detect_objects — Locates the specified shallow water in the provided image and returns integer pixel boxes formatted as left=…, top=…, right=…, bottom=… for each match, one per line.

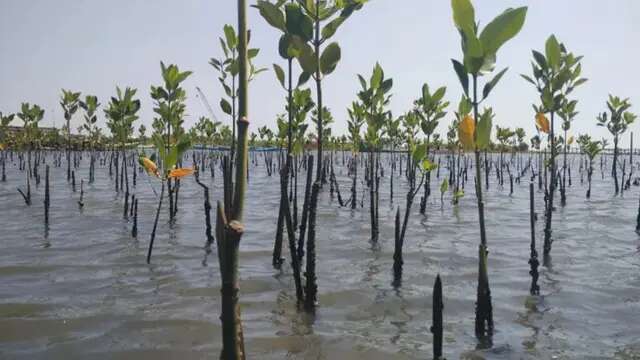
left=1, top=151, right=639, bottom=359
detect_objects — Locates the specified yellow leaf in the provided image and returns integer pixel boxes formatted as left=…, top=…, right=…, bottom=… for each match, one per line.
left=458, top=114, right=475, bottom=151
left=568, top=136, right=574, bottom=145
left=535, top=112, right=550, bottom=134
left=141, top=157, right=159, bottom=177
left=168, top=167, right=194, bottom=178
left=0, top=144, right=5, bottom=150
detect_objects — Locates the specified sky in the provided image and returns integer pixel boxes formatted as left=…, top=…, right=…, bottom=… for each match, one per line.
left=1, top=0, right=639, bottom=145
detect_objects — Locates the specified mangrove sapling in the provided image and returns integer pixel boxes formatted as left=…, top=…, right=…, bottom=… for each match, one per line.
left=0, top=112, right=15, bottom=182
left=385, top=115, right=402, bottom=203
left=347, top=102, right=366, bottom=209
left=403, top=111, right=420, bottom=182
left=358, top=63, right=393, bottom=242
left=451, top=0, right=527, bottom=340
left=211, top=1, right=253, bottom=354
left=282, top=0, right=367, bottom=187
left=392, top=144, right=434, bottom=286
left=414, top=83, right=449, bottom=214
left=524, top=35, right=586, bottom=257
left=105, top=87, right=140, bottom=220
left=496, top=125, right=514, bottom=188
left=60, top=90, right=81, bottom=182
left=558, top=99, right=579, bottom=205
left=577, top=135, right=603, bottom=199
left=596, top=95, right=636, bottom=195
left=431, top=274, right=445, bottom=360
left=79, top=95, right=101, bottom=184
left=210, top=23, right=265, bottom=165
left=269, top=78, right=313, bottom=269
left=150, top=63, right=194, bottom=222
left=16, top=103, right=45, bottom=205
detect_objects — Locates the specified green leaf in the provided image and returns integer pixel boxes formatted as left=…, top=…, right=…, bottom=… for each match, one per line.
left=320, top=42, right=341, bottom=75
left=273, top=63, right=286, bottom=88
left=532, top=50, right=547, bottom=70
left=463, top=40, right=484, bottom=75
left=482, top=67, right=508, bottom=100
left=476, top=111, right=492, bottom=150
left=321, top=16, right=346, bottom=41
left=220, top=98, right=232, bottom=115
left=223, top=24, right=237, bottom=49
left=422, top=158, right=438, bottom=172
left=296, top=43, right=317, bottom=74
left=381, top=78, right=393, bottom=94
left=371, top=63, right=383, bottom=89
left=412, top=143, right=427, bottom=163
left=297, top=71, right=311, bottom=87
left=256, top=1, right=286, bottom=31
left=520, top=74, right=536, bottom=85
left=440, top=179, right=449, bottom=194
left=432, top=86, right=446, bottom=104
left=285, top=4, right=313, bottom=42
left=248, top=48, right=260, bottom=58
left=479, top=7, right=527, bottom=56
left=573, top=78, right=588, bottom=88
left=452, top=59, right=469, bottom=96
left=545, top=35, right=561, bottom=70
left=357, top=74, right=367, bottom=90
left=451, top=0, right=476, bottom=37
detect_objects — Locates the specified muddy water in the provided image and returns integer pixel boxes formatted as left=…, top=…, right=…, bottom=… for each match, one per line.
left=1, top=152, right=639, bottom=359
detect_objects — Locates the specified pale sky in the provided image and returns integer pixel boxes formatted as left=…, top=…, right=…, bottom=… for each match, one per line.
left=1, top=0, right=639, bottom=145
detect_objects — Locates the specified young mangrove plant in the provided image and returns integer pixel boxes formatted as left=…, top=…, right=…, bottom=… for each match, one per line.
left=451, top=0, right=527, bottom=340
left=278, top=0, right=367, bottom=312
left=79, top=95, right=101, bottom=184
left=255, top=0, right=316, bottom=273
left=105, top=87, right=140, bottom=219
left=596, top=95, right=636, bottom=195
left=284, top=0, right=367, bottom=182
left=358, top=62, right=392, bottom=243
left=414, top=83, right=449, bottom=214
left=210, top=23, right=265, bottom=163
left=16, top=103, right=45, bottom=205
left=523, top=35, right=586, bottom=256
left=0, top=112, right=15, bottom=182
left=347, top=101, right=365, bottom=209
left=495, top=124, right=514, bottom=188
left=60, top=90, right=81, bottom=182
left=210, top=0, right=252, bottom=355
left=577, top=135, right=603, bottom=199
left=392, top=142, right=436, bottom=286
left=385, top=114, right=402, bottom=202
left=144, top=63, right=193, bottom=263
left=558, top=99, right=579, bottom=205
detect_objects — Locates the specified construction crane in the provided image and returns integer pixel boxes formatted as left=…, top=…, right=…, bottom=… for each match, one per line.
left=195, top=86, right=220, bottom=123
